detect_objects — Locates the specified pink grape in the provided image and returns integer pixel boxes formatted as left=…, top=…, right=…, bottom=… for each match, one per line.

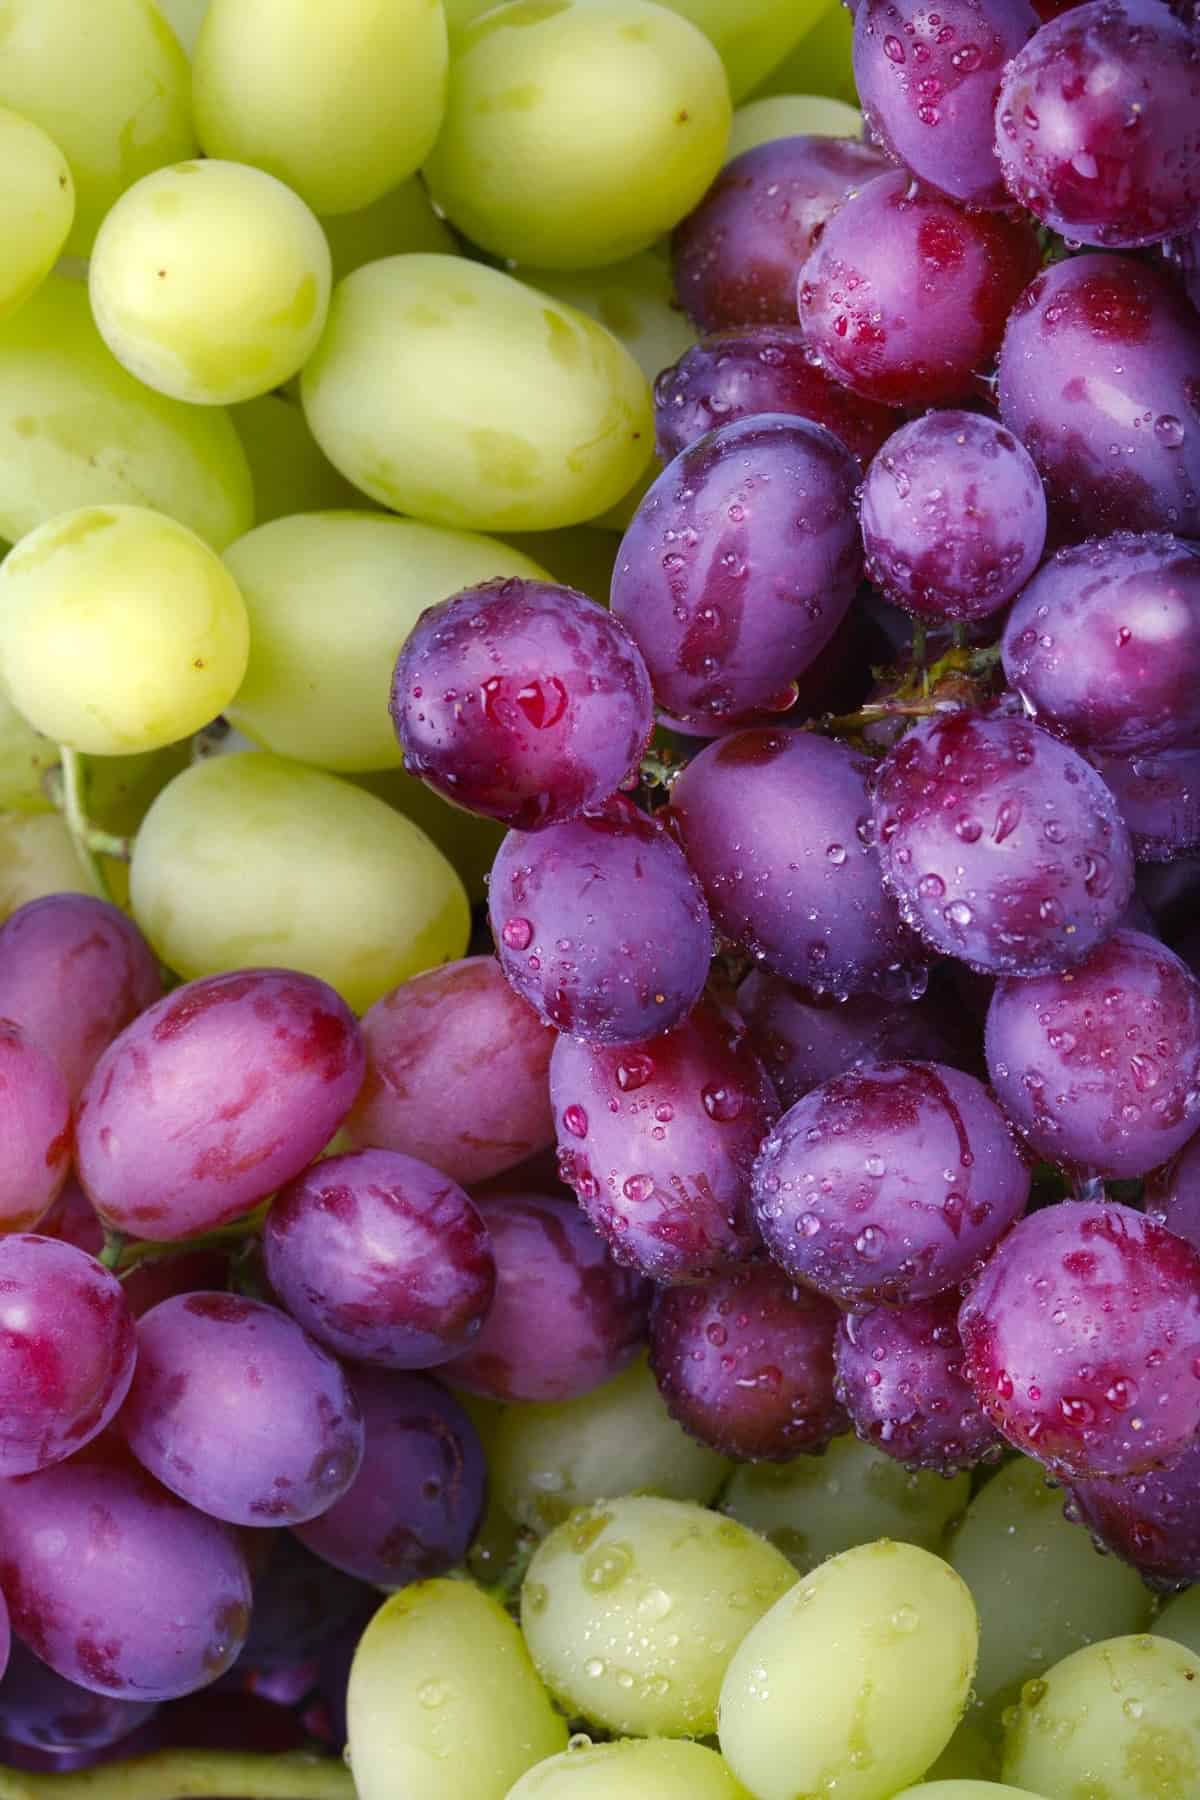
left=0, top=1022, right=71, bottom=1232
left=1145, top=1128, right=1200, bottom=1255
left=1067, top=1436, right=1200, bottom=1589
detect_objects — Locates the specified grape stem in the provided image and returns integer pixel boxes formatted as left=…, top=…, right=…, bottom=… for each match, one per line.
left=105, top=1209, right=270, bottom=1276
left=0, top=1750, right=355, bottom=1800
left=48, top=747, right=133, bottom=903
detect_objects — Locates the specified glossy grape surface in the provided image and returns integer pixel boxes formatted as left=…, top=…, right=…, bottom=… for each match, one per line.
left=0, top=1023, right=70, bottom=1233
left=1090, top=746, right=1200, bottom=862
left=1068, top=1436, right=1200, bottom=1590
left=0, top=1639, right=156, bottom=1754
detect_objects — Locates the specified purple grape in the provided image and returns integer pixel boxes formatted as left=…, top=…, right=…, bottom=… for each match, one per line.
left=119, top=1294, right=364, bottom=1527
left=488, top=801, right=712, bottom=1044
left=997, top=253, right=1200, bottom=542
left=238, top=1536, right=374, bottom=1672
left=797, top=170, right=1041, bottom=407
left=0, top=1236, right=136, bottom=1476
left=751, top=1060, right=1029, bottom=1307
left=873, top=710, right=1135, bottom=975
left=958, top=1199, right=1200, bottom=1478
left=1169, top=225, right=1200, bottom=313
left=0, top=1021, right=71, bottom=1232
left=649, top=1261, right=845, bottom=1461
left=390, top=577, right=653, bottom=831
left=1067, top=1436, right=1200, bottom=1590
left=670, top=728, right=924, bottom=998
left=854, top=0, right=1037, bottom=206
left=671, top=134, right=889, bottom=332
left=1145, top=1128, right=1200, bottom=1255
left=610, top=415, right=862, bottom=731
left=446, top=1190, right=649, bottom=1399
left=292, top=1367, right=486, bottom=1587
left=0, top=1640, right=156, bottom=1753
left=1090, top=746, right=1200, bottom=862
left=120, top=1248, right=235, bottom=1319
left=264, top=1149, right=496, bottom=1370
left=861, top=410, right=1047, bottom=622
left=0, top=1438, right=252, bottom=1700
left=834, top=1293, right=1002, bottom=1473
left=344, top=956, right=555, bottom=1185
left=75, top=969, right=364, bottom=1242
left=0, top=895, right=160, bottom=1100
left=995, top=0, right=1200, bottom=248
left=549, top=1005, right=778, bottom=1284
left=985, top=928, right=1200, bottom=1178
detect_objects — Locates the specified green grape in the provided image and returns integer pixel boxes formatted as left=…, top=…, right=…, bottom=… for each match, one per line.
left=224, top=510, right=549, bottom=772
left=521, top=253, right=696, bottom=388
left=0, top=810, right=91, bottom=920
left=520, top=1496, right=795, bottom=1738
left=894, top=1785, right=1044, bottom=1798
left=0, top=277, right=254, bottom=551
left=1002, top=1635, right=1200, bottom=1799
left=718, top=1540, right=978, bottom=1800
left=301, top=255, right=654, bottom=533
left=423, top=0, right=731, bottom=271
left=321, top=180, right=459, bottom=286
left=751, top=0, right=857, bottom=103
left=490, top=1356, right=731, bottom=1535
left=347, top=1582, right=568, bottom=1800
left=0, top=109, right=74, bottom=322
left=505, top=1737, right=752, bottom=1798
left=155, top=0, right=208, bottom=56
left=649, top=0, right=836, bottom=100
left=0, top=0, right=195, bottom=257
left=728, top=92, right=863, bottom=158
left=351, top=764, right=504, bottom=907
left=89, top=160, right=331, bottom=407
left=0, top=688, right=56, bottom=814
left=231, top=397, right=366, bottom=525
left=1153, top=1586, right=1200, bottom=1661
left=722, top=1431, right=970, bottom=1573
left=917, top=1714, right=1005, bottom=1785
left=501, top=527, right=619, bottom=607
left=129, top=750, right=471, bottom=1012
left=193, top=0, right=448, bottom=217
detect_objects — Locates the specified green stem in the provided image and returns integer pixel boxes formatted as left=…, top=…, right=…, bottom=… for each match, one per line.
left=0, top=1749, right=355, bottom=1800
left=98, top=1231, right=126, bottom=1272
left=952, top=622, right=968, bottom=651
left=111, top=1209, right=269, bottom=1274
left=50, top=749, right=133, bottom=903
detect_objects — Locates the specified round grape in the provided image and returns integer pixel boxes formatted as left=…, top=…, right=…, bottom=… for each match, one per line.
left=0, top=1639, right=156, bottom=1754
left=1089, top=745, right=1200, bottom=863
left=1145, top=1127, right=1200, bottom=1255
left=1067, top=1435, right=1200, bottom=1591
left=0, top=1023, right=70, bottom=1233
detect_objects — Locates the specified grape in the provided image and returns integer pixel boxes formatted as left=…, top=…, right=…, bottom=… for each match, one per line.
left=524, top=253, right=698, bottom=390
left=873, top=711, right=1135, bottom=976
left=897, top=1785, right=1042, bottom=1798
left=670, top=728, right=923, bottom=997
left=347, top=1581, right=568, bottom=1800
left=0, top=1640, right=156, bottom=1754
left=0, top=815, right=89, bottom=922
left=797, top=170, right=1041, bottom=406
left=958, top=1199, right=1200, bottom=1478
left=1145, top=1128, right=1200, bottom=1254
left=75, top=968, right=364, bottom=1242
left=671, top=134, right=888, bottom=330
left=489, top=804, right=712, bottom=1044
left=1155, top=1587, right=1200, bottom=1661
left=229, top=393, right=366, bottom=524
left=507, top=1738, right=751, bottom=1799
left=611, top=415, right=862, bottom=729
left=320, top=179, right=459, bottom=285
left=728, top=94, right=865, bottom=158
left=446, top=1191, right=649, bottom=1403
left=758, top=0, right=858, bottom=100
left=0, top=687, right=56, bottom=815
left=301, top=255, right=654, bottom=534
left=650, top=1261, right=844, bottom=1459
left=653, top=0, right=836, bottom=101
left=391, top=577, right=652, bottom=832
left=1089, top=746, right=1200, bottom=862
left=654, top=327, right=899, bottom=467
left=521, top=1495, right=795, bottom=1737
left=752, top=1060, right=1030, bottom=1307
left=861, top=411, right=1047, bottom=621
left=0, top=1024, right=71, bottom=1232
left=996, top=253, right=1200, bottom=542
left=128, top=752, right=471, bottom=1014
left=293, top=1367, right=485, bottom=1587
left=1068, top=1437, right=1200, bottom=1590
left=550, top=1005, right=777, bottom=1283
left=995, top=0, right=1200, bottom=248
left=853, top=0, right=1037, bottom=206
left=264, top=1149, right=496, bottom=1371
left=0, top=108, right=74, bottom=321
left=240, top=1536, right=373, bottom=1673
left=985, top=929, right=1200, bottom=1176
left=718, top=1541, right=978, bottom=1800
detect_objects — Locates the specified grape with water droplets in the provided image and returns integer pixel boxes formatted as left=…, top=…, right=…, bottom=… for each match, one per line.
left=1067, top=1435, right=1200, bottom=1590
left=1089, top=745, right=1200, bottom=862
left=1145, top=1126, right=1200, bottom=1255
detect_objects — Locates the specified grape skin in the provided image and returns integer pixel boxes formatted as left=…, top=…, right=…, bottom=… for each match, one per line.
left=0, top=1023, right=71, bottom=1232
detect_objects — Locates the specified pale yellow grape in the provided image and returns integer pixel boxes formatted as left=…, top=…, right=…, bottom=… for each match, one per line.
left=193, top=0, right=448, bottom=216
left=490, top=1356, right=731, bottom=1535
left=231, top=397, right=366, bottom=525
left=155, top=0, right=208, bottom=56
left=0, top=811, right=91, bottom=919
left=351, top=765, right=503, bottom=907
left=0, top=688, right=56, bottom=814
left=348, top=1582, right=567, bottom=1800
left=129, top=751, right=470, bottom=1012
left=722, top=1431, right=970, bottom=1573
left=1153, top=1585, right=1200, bottom=1661
left=718, top=1540, right=978, bottom=1800
left=301, top=255, right=653, bottom=533
left=752, top=0, right=857, bottom=104
left=1002, top=1635, right=1200, bottom=1799
left=321, top=180, right=459, bottom=286
left=0, top=0, right=195, bottom=256
left=524, top=253, right=697, bottom=387
left=0, top=506, right=249, bottom=757
left=728, top=93, right=863, bottom=158
left=423, top=0, right=731, bottom=271
left=0, top=277, right=253, bottom=551
left=894, top=1785, right=1044, bottom=1799
left=520, top=1496, right=794, bottom=1738
left=505, top=1737, right=753, bottom=1798
left=654, top=0, right=836, bottom=99
left=224, top=511, right=549, bottom=772
left=0, top=110, right=74, bottom=322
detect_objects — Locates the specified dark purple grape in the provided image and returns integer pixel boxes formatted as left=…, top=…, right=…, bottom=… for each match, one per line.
left=292, top=1367, right=486, bottom=1588
left=1067, top=1436, right=1200, bottom=1590
left=263, top=1148, right=496, bottom=1370
left=1145, top=1128, right=1200, bottom=1254
left=873, top=710, right=1135, bottom=975
left=751, top=1060, right=1030, bottom=1307
left=610, top=415, right=862, bottom=732
left=997, top=254, right=1200, bottom=542
left=1090, top=745, right=1200, bottom=862
left=550, top=1004, right=776, bottom=1284
left=958, top=1199, right=1200, bottom=1478
left=238, top=1536, right=374, bottom=1672
left=854, top=0, right=1038, bottom=206
left=0, top=1640, right=156, bottom=1754
left=995, top=0, right=1200, bottom=248
left=389, top=577, right=653, bottom=831
left=487, top=801, right=712, bottom=1044
left=670, top=728, right=924, bottom=998
left=797, top=170, right=1042, bottom=407
left=649, top=1261, right=844, bottom=1461
left=1169, top=225, right=1200, bottom=313
left=671, top=134, right=889, bottom=332
left=0, top=1022, right=70, bottom=1232
left=120, top=1248, right=235, bottom=1320
left=861, top=410, right=1047, bottom=621
left=835, top=1293, right=1002, bottom=1473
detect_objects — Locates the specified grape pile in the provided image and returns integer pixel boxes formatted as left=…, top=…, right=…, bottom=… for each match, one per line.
left=0, top=1, right=1199, bottom=1799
